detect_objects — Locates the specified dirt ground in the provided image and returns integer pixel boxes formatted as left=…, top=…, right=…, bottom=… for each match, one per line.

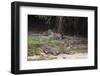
left=28, top=53, right=87, bottom=61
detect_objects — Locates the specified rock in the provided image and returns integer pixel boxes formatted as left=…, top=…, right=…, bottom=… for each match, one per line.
left=50, top=48, right=59, bottom=55
left=28, top=49, right=34, bottom=56
left=35, top=48, right=47, bottom=56
left=41, top=46, right=60, bottom=55
left=39, top=36, right=49, bottom=40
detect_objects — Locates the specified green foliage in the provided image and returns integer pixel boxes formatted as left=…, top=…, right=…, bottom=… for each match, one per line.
left=28, top=36, right=62, bottom=46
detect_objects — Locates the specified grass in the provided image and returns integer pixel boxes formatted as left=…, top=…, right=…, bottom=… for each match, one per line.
left=28, top=36, right=46, bottom=45
left=28, top=36, right=62, bottom=46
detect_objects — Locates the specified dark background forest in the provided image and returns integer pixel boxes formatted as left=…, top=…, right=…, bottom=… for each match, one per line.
left=28, top=15, right=88, bottom=37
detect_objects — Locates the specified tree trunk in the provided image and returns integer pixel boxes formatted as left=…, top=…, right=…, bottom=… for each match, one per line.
left=56, top=16, right=64, bottom=34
